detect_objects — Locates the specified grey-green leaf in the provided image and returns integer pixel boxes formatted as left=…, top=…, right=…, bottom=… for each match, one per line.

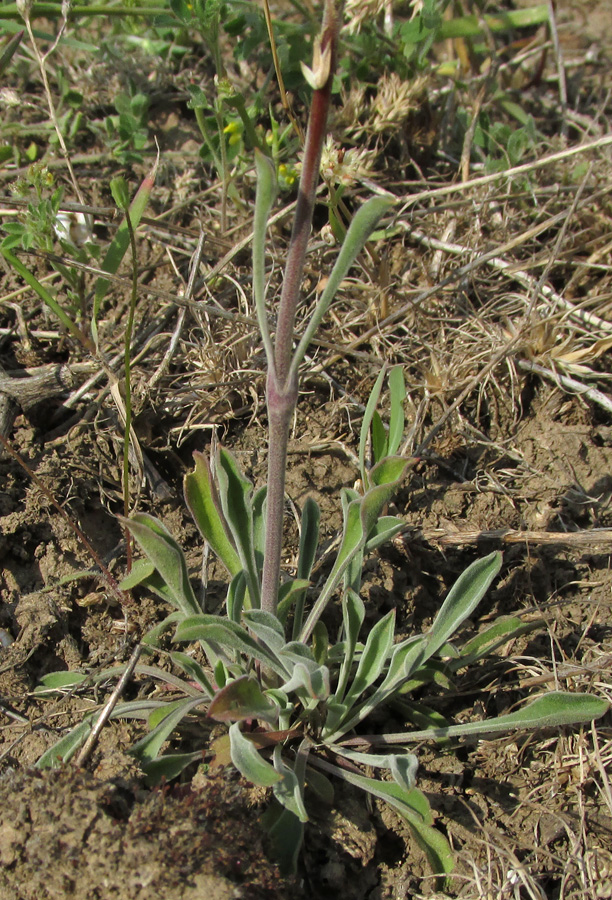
left=272, top=747, right=309, bottom=823
left=242, top=609, right=286, bottom=654
left=343, top=609, right=396, bottom=710
left=401, top=691, right=609, bottom=742
left=216, top=447, right=260, bottom=607
left=184, top=451, right=241, bottom=577
left=173, top=615, right=288, bottom=677
left=131, top=696, right=205, bottom=763
left=121, top=513, right=200, bottom=617
left=386, top=366, right=406, bottom=456
left=208, top=675, right=279, bottom=723
left=229, top=722, right=282, bottom=787
left=424, top=551, right=502, bottom=661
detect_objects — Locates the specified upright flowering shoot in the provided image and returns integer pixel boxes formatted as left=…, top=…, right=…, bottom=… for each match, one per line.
left=258, top=0, right=391, bottom=617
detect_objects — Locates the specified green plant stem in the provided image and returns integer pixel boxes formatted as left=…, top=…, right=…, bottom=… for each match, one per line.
left=193, top=106, right=223, bottom=176
left=260, top=0, right=337, bottom=617
left=122, top=205, right=138, bottom=573
left=214, top=103, right=229, bottom=233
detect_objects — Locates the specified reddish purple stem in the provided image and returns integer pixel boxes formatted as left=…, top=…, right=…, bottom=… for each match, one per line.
left=260, top=1, right=338, bottom=616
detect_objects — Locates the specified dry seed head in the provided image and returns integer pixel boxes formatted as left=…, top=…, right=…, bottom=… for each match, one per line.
left=0, top=88, right=20, bottom=108
left=368, top=73, right=428, bottom=134
left=336, top=85, right=368, bottom=128
left=343, top=0, right=388, bottom=34
left=319, top=136, right=377, bottom=186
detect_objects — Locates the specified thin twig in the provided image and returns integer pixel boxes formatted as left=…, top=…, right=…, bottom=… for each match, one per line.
left=21, top=5, right=88, bottom=212
left=74, top=644, right=142, bottom=767
left=406, top=227, right=612, bottom=335
left=397, top=133, right=612, bottom=215
left=517, top=358, right=612, bottom=414
left=150, top=229, right=207, bottom=389
left=410, top=524, right=612, bottom=549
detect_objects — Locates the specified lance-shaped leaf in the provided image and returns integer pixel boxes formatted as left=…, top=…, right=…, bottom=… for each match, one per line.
left=131, top=696, right=206, bottom=763
left=253, top=150, right=277, bottom=367
left=343, top=609, right=396, bottom=711
left=184, top=451, right=241, bottom=577
left=141, top=752, right=203, bottom=786
left=299, top=498, right=364, bottom=642
left=226, top=570, right=247, bottom=623
left=263, top=803, right=305, bottom=877
left=280, top=662, right=330, bottom=701
left=92, top=156, right=158, bottom=346
left=424, top=551, right=502, bottom=661
left=216, top=447, right=261, bottom=607
left=452, top=614, right=542, bottom=669
left=386, top=366, right=406, bottom=457
left=229, top=722, right=282, bottom=787
left=325, top=635, right=427, bottom=742
left=272, top=747, right=309, bottom=823
left=36, top=700, right=169, bottom=769
left=277, top=578, right=311, bottom=628
left=278, top=641, right=317, bottom=667
left=301, top=459, right=409, bottom=642
left=371, top=411, right=387, bottom=464
left=359, top=366, right=387, bottom=488
left=359, top=458, right=411, bottom=542
left=35, top=671, right=88, bottom=692
left=297, top=497, right=320, bottom=581
left=292, top=497, right=320, bottom=638
left=311, top=755, right=454, bottom=876
left=119, top=557, right=155, bottom=590
left=35, top=717, right=93, bottom=768
left=141, top=611, right=183, bottom=648
left=208, top=675, right=279, bottom=724
left=170, top=652, right=214, bottom=697
left=399, top=691, right=609, bottom=742
left=252, top=485, right=267, bottom=571
left=390, top=753, right=419, bottom=792
left=332, top=747, right=418, bottom=787
left=0, top=30, right=23, bottom=78
left=121, top=513, right=200, bottom=617
left=335, top=589, right=365, bottom=703
left=120, top=559, right=188, bottom=612
left=242, top=609, right=286, bottom=654
left=364, top=516, right=405, bottom=553
left=290, top=197, right=394, bottom=380
left=173, top=615, right=289, bottom=678
left=368, top=455, right=412, bottom=489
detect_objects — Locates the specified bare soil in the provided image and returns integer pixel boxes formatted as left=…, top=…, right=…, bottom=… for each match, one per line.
left=1, top=2, right=612, bottom=899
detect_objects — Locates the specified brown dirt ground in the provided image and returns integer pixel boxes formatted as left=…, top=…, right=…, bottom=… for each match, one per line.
left=1, top=2, right=612, bottom=899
